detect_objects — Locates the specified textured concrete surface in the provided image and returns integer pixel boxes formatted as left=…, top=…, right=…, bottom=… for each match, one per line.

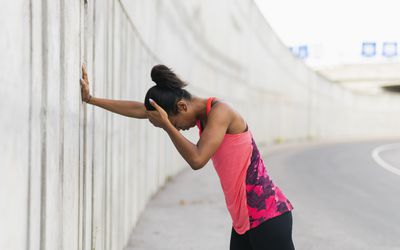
left=126, top=138, right=400, bottom=250
left=1, top=0, right=400, bottom=249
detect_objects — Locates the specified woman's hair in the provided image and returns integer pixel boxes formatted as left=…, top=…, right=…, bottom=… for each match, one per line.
left=144, top=64, right=192, bottom=115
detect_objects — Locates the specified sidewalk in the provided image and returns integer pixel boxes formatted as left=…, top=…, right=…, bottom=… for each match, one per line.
left=123, top=141, right=308, bottom=250
left=123, top=141, right=317, bottom=250
left=124, top=162, right=232, bottom=250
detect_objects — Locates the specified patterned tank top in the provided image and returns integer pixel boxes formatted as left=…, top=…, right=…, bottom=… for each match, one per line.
left=196, top=97, right=294, bottom=234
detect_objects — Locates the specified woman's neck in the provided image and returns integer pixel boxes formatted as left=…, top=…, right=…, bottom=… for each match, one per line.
left=192, top=96, right=209, bottom=123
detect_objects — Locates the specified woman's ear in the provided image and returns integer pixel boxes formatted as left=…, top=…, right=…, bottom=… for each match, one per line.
left=177, top=100, right=188, bottom=112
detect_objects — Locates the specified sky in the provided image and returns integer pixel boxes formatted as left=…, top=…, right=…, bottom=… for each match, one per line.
left=254, top=0, right=400, bottom=67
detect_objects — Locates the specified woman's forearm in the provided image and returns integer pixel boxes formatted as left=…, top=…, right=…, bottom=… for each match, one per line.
left=88, top=97, right=148, bottom=119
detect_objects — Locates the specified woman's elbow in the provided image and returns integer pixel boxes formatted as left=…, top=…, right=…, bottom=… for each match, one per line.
left=190, top=158, right=206, bottom=171
left=190, top=164, right=204, bottom=171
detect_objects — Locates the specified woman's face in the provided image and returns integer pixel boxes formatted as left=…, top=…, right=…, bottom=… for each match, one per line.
left=168, top=100, right=197, bottom=131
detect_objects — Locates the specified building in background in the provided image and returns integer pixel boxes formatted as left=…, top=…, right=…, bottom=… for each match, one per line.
left=255, top=0, right=400, bottom=95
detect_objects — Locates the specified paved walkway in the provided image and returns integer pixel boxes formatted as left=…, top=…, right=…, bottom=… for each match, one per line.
left=124, top=141, right=306, bottom=250
left=124, top=161, right=232, bottom=250
left=125, top=137, right=400, bottom=250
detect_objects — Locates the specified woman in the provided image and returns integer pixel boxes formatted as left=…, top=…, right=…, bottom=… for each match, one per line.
left=80, top=64, right=295, bottom=250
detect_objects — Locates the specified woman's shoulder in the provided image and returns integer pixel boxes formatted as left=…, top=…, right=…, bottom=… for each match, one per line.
left=209, top=99, right=235, bottom=117
left=211, top=99, right=248, bottom=134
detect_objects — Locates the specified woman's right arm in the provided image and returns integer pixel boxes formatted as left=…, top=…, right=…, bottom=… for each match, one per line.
left=80, top=64, right=148, bottom=119
left=87, top=97, right=148, bottom=119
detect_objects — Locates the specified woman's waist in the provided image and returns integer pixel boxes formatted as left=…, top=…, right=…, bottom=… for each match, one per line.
left=212, top=135, right=253, bottom=160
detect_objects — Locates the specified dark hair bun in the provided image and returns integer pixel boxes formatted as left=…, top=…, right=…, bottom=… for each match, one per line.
left=151, top=64, right=187, bottom=89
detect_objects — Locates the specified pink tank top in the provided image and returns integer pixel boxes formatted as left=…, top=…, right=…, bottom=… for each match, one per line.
left=196, top=97, right=294, bottom=234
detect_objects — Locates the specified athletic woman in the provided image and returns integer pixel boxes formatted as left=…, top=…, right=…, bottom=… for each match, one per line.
left=80, top=64, right=295, bottom=250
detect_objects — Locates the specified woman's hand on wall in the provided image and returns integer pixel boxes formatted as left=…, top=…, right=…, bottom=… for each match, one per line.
left=80, top=64, right=91, bottom=103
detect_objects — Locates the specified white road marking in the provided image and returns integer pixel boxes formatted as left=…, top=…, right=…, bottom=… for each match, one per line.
left=371, top=143, right=400, bottom=176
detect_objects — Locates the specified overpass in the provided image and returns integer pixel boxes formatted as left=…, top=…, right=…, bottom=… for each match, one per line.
left=316, top=63, right=400, bottom=95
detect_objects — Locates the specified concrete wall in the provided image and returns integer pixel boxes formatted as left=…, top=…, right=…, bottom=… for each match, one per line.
left=1, top=0, right=399, bottom=249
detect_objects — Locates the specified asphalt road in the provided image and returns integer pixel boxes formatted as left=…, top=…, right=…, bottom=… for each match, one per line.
left=125, top=138, right=400, bottom=250
left=266, top=139, right=400, bottom=250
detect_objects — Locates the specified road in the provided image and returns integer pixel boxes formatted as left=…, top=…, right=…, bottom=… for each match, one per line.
left=125, top=138, right=400, bottom=250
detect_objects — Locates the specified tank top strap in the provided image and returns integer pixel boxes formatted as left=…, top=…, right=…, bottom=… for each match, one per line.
left=197, top=97, right=218, bottom=136
left=206, top=97, right=217, bottom=117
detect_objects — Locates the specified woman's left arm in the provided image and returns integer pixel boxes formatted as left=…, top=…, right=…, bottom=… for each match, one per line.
left=147, top=99, right=230, bottom=170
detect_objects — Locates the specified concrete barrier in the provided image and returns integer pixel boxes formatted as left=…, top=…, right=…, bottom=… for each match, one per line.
left=1, top=0, right=399, bottom=249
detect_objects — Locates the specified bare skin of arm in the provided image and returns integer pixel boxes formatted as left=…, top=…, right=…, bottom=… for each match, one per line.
left=165, top=103, right=230, bottom=170
left=148, top=100, right=231, bottom=170
left=88, top=97, right=147, bottom=119
left=80, top=64, right=147, bottom=119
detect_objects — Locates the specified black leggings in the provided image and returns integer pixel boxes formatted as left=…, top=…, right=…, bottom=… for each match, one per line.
left=230, top=211, right=295, bottom=250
